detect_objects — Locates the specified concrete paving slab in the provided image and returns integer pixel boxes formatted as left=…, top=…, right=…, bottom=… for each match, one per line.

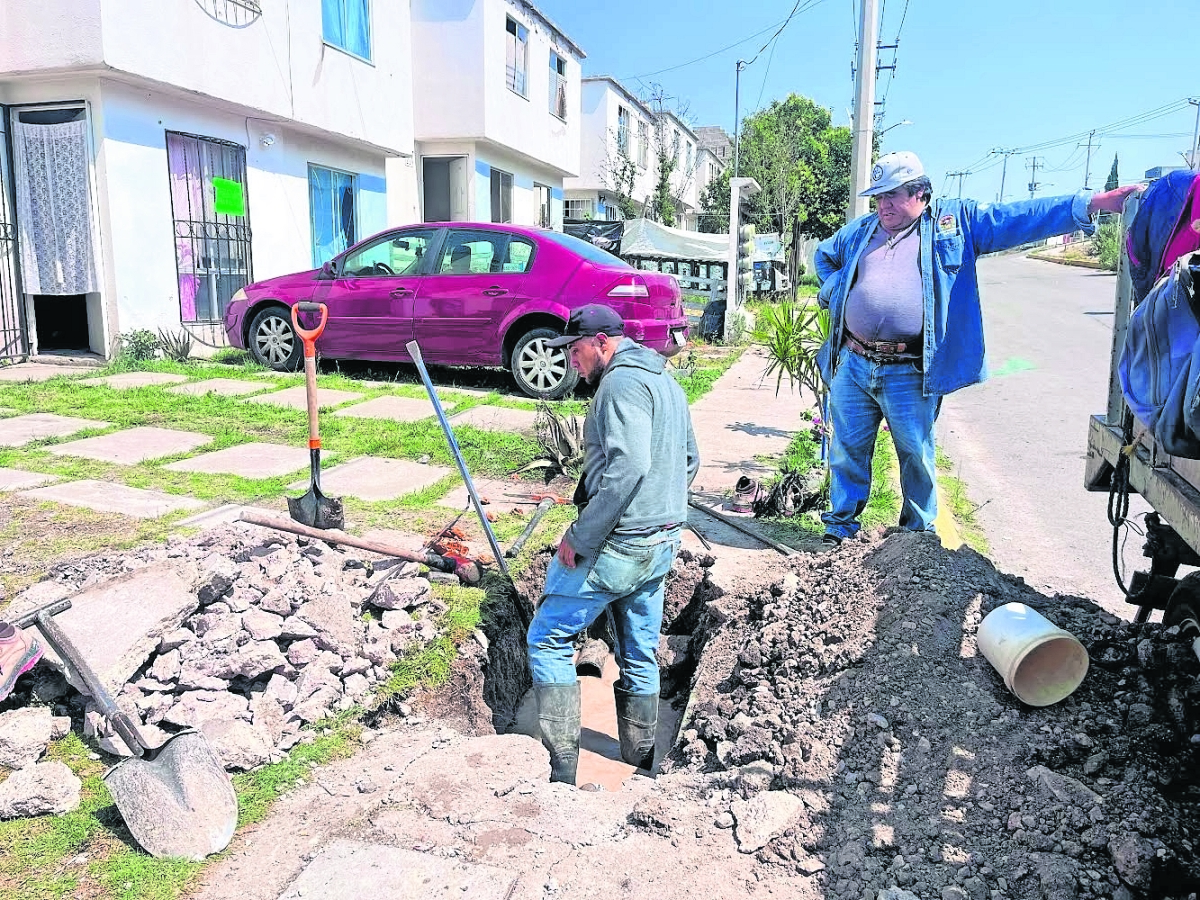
left=175, top=503, right=276, bottom=531
left=287, top=456, right=451, bottom=502
left=448, top=405, right=537, bottom=436
left=19, top=479, right=206, bottom=519
left=167, top=378, right=271, bottom=397
left=0, top=363, right=93, bottom=382
left=163, top=442, right=311, bottom=479
left=245, top=386, right=363, bottom=410
left=436, top=477, right=538, bottom=515
left=78, top=372, right=190, bottom=388
left=278, top=840, right=517, bottom=900
left=7, top=562, right=199, bottom=696
left=331, top=396, right=449, bottom=423
left=0, top=468, right=59, bottom=491
left=0, top=413, right=111, bottom=447
left=48, top=426, right=212, bottom=464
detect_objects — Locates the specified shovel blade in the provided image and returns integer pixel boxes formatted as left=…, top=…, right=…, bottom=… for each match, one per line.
left=104, top=731, right=238, bottom=861
left=288, top=488, right=345, bottom=531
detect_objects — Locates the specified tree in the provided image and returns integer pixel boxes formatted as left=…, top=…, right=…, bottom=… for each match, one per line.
left=650, top=142, right=678, bottom=227
left=600, top=147, right=640, bottom=220
left=697, top=94, right=852, bottom=282
left=698, top=168, right=731, bottom=233
left=1104, top=153, right=1119, bottom=192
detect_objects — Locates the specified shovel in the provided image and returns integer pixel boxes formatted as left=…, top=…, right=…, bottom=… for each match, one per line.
left=35, top=610, right=237, bottom=861
left=287, top=301, right=345, bottom=531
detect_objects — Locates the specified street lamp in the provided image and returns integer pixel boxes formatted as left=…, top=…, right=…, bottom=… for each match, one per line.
left=877, top=119, right=912, bottom=141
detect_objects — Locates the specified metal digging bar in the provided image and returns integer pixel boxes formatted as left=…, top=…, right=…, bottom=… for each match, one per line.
left=406, top=339, right=511, bottom=580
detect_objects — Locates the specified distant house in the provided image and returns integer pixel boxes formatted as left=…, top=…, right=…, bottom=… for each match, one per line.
left=410, top=0, right=585, bottom=230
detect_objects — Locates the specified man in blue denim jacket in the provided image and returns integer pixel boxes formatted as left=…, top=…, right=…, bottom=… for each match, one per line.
left=526, top=304, right=699, bottom=784
left=815, top=151, right=1138, bottom=545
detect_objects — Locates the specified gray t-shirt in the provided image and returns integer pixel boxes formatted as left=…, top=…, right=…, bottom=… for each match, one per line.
left=844, top=222, right=924, bottom=345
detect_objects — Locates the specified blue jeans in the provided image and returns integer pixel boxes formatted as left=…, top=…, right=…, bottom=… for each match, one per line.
left=527, top=529, right=681, bottom=695
left=822, top=346, right=939, bottom=539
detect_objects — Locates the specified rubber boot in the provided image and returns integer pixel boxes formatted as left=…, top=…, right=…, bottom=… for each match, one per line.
left=535, top=682, right=580, bottom=784
left=614, top=687, right=658, bottom=771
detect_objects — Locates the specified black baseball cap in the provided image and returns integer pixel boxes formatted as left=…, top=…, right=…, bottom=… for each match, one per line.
left=545, top=304, right=625, bottom=348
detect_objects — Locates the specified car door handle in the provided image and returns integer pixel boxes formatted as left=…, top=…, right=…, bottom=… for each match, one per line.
left=482, top=287, right=508, bottom=297
left=390, top=287, right=413, bottom=298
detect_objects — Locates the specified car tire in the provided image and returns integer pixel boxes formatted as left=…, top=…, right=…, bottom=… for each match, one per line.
left=247, top=305, right=302, bottom=371
left=1165, top=572, right=1200, bottom=636
left=510, top=327, right=579, bottom=400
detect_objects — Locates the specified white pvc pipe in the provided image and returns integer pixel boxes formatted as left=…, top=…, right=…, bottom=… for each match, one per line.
left=977, top=603, right=1090, bottom=706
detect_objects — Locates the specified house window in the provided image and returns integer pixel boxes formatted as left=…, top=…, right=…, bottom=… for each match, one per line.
left=637, top=120, right=649, bottom=168
left=535, top=183, right=552, bottom=228
left=490, top=168, right=513, bottom=223
left=564, top=198, right=593, bottom=220
left=617, top=106, right=630, bottom=157
left=309, top=165, right=357, bottom=266
left=549, top=52, right=567, bottom=119
left=506, top=17, right=528, bottom=97
left=322, top=0, right=371, bottom=61
left=165, top=132, right=252, bottom=324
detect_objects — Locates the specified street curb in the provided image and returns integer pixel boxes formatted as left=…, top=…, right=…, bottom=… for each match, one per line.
left=933, top=483, right=964, bottom=549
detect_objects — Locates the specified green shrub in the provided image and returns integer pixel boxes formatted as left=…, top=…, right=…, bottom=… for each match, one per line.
left=119, top=329, right=159, bottom=361
left=1094, top=221, right=1121, bottom=272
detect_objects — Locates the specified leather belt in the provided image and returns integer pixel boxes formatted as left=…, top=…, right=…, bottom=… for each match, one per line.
left=845, top=332, right=919, bottom=364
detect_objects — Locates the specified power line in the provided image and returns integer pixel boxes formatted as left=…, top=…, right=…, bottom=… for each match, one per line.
left=745, top=0, right=830, bottom=66
left=618, top=16, right=795, bottom=80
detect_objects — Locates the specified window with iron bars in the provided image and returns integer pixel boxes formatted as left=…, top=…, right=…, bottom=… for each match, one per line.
left=165, top=132, right=252, bottom=324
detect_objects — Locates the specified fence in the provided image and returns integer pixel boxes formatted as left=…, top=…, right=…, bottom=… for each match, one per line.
left=631, top=257, right=728, bottom=335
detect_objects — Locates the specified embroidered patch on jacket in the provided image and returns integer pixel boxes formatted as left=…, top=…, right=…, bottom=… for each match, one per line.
left=937, top=214, right=957, bottom=235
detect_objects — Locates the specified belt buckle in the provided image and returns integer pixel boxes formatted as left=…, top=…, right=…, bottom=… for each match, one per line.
left=873, top=339, right=901, bottom=354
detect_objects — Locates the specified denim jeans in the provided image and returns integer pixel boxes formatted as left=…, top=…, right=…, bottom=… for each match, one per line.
left=822, top=346, right=939, bottom=539
left=527, top=528, right=681, bottom=694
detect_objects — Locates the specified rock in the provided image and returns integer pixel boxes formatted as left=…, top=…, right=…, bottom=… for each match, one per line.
left=262, top=673, right=298, bottom=710
left=279, top=616, right=319, bottom=640
left=733, top=760, right=776, bottom=797
left=287, top=639, right=320, bottom=667
left=197, top=570, right=235, bottom=605
left=367, top=577, right=432, bottom=610
left=294, top=666, right=342, bottom=704
left=380, top=610, right=413, bottom=630
left=259, top=590, right=293, bottom=616
left=220, top=641, right=286, bottom=680
left=941, top=887, right=968, bottom=900
left=363, top=641, right=398, bottom=667
left=192, top=613, right=242, bottom=644
left=0, top=761, right=81, bottom=817
left=340, top=656, right=371, bottom=677
left=1083, top=751, right=1109, bottom=776
left=50, top=716, right=71, bottom=739
left=1108, top=832, right=1156, bottom=890
left=294, top=595, right=356, bottom=655
left=157, top=629, right=194, bottom=653
left=149, top=649, right=182, bottom=683
left=242, top=609, right=284, bottom=642
left=291, top=688, right=339, bottom=724
left=162, top=690, right=250, bottom=729
left=200, top=719, right=274, bottom=770
left=0, top=707, right=55, bottom=768
left=730, top=790, right=804, bottom=853
left=342, top=673, right=370, bottom=699
left=876, top=890, right=920, bottom=900
left=657, top=634, right=691, bottom=669
left=1031, top=851, right=1079, bottom=900
left=1026, top=764, right=1103, bottom=807
left=252, top=696, right=287, bottom=745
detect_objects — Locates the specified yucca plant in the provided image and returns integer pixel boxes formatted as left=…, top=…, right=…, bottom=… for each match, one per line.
left=752, top=299, right=830, bottom=399
left=519, top=400, right=586, bottom=478
left=157, top=328, right=194, bottom=363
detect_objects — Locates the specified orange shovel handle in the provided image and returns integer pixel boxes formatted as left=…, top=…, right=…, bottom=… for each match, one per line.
left=292, top=302, right=328, bottom=356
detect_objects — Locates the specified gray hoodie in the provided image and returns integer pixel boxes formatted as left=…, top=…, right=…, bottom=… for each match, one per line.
left=566, top=338, right=700, bottom=559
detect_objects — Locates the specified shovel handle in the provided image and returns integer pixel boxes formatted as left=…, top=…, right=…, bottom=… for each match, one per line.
left=292, top=302, right=328, bottom=350
left=36, top=611, right=147, bottom=757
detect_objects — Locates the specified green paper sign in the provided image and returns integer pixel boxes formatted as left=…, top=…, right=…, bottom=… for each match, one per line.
left=212, top=177, right=246, bottom=217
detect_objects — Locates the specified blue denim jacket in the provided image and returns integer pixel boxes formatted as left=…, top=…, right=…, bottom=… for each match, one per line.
left=815, top=192, right=1095, bottom=396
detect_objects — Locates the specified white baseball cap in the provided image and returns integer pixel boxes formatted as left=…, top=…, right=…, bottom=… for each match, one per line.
left=860, top=151, right=925, bottom=197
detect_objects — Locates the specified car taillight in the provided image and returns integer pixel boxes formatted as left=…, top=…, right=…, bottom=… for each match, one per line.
left=606, top=275, right=650, bottom=299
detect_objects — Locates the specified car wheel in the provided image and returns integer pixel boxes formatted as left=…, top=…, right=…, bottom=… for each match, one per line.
left=511, top=327, right=579, bottom=400
left=247, top=305, right=302, bottom=371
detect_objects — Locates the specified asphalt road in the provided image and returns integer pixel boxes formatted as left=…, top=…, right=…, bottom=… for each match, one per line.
left=935, top=253, right=1151, bottom=619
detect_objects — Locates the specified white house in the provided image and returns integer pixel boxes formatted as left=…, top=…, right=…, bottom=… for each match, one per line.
left=0, top=0, right=415, bottom=361
left=409, top=0, right=584, bottom=230
left=562, top=76, right=656, bottom=223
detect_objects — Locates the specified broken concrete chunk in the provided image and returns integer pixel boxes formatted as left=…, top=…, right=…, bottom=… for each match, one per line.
left=0, top=761, right=81, bottom=818
left=219, top=641, right=287, bottom=680
left=252, top=696, right=287, bottom=745
left=367, top=577, right=432, bottom=611
left=295, top=595, right=357, bottom=655
left=241, top=608, right=284, bottom=642
left=191, top=613, right=242, bottom=643
left=157, top=629, right=194, bottom=654
left=0, top=707, right=54, bottom=768
left=262, top=673, right=298, bottom=709
left=162, top=690, right=250, bottom=729
left=286, top=638, right=320, bottom=667
left=1026, top=764, right=1103, bottom=807
left=279, top=616, right=319, bottom=641
left=49, top=716, right=71, bottom=740
left=730, top=791, right=804, bottom=853
left=200, top=719, right=274, bottom=771
left=149, top=648, right=182, bottom=682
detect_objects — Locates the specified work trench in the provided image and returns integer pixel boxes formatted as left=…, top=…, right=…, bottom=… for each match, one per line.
left=3, top=521, right=1200, bottom=900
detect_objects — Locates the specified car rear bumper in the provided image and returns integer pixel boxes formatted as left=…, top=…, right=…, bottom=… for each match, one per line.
left=633, top=319, right=689, bottom=357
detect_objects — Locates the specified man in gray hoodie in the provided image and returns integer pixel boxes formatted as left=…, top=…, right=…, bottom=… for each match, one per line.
left=527, top=304, right=699, bottom=784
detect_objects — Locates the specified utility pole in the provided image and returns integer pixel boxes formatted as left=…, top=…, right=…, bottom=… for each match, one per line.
left=1026, top=156, right=1043, bottom=199
left=1080, top=130, right=1097, bottom=189
left=733, top=59, right=747, bottom=179
left=992, top=148, right=1017, bottom=202
left=947, top=171, right=970, bottom=199
left=1189, top=98, right=1200, bottom=169
left=847, top=0, right=880, bottom=220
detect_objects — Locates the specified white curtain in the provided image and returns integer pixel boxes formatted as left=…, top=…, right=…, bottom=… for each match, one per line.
left=12, top=119, right=98, bottom=295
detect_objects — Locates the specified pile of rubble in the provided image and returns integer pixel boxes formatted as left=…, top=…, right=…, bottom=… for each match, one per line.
left=668, top=530, right=1200, bottom=900
left=0, top=523, right=456, bottom=817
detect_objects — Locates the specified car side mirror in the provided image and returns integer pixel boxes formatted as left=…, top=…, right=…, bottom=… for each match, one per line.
left=320, top=260, right=338, bottom=279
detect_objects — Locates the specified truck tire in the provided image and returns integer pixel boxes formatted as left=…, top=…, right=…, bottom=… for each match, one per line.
left=1164, top=571, right=1200, bottom=636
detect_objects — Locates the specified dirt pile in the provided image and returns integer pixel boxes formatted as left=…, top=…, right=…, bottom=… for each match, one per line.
left=669, top=529, right=1200, bottom=900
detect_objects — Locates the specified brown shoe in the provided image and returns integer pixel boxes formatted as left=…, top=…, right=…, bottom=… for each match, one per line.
left=0, top=621, right=43, bottom=702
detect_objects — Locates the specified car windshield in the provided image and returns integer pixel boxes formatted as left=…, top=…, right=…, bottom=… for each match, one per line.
left=541, top=231, right=630, bottom=268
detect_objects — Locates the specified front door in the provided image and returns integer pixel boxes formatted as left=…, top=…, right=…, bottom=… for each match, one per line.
left=318, top=227, right=439, bottom=360
left=413, top=228, right=534, bottom=364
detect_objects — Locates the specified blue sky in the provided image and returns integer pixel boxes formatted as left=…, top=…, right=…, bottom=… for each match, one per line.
left=537, top=0, right=1199, bottom=203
